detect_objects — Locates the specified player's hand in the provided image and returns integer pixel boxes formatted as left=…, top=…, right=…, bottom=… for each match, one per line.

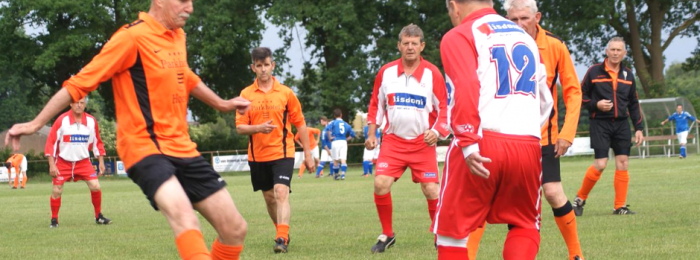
left=304, top=154, right=316, bottom=172
left=231, top=96, right=250, bottom=115
left=423, top=130, right=438, bottom=146
left=634, top=130, right=644, bottom=146
left=257, top=120, right=277, bottom=134
left=365, top=135, right=377, bottom=150
left=4, top=121, right=41, bottom=152
left=465, top=152, right=492, bottom=179
left=49, top=165, right=58, bottom=178
left=554, top=138, right=572, bottom=158
left=596, top=100, right=613, bottom=112
left=660, top=121, right=666, bottom=125
left=99, top=163, right=106, bottom=177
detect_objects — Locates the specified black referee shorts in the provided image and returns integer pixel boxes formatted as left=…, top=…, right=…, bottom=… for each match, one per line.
left=590, top=119, right=632, bottom=159
left=248, top=158, right=294, bottom=192
left=541, top=145, right=561, bottom=184
left=127, top=154, right=226, bottom=210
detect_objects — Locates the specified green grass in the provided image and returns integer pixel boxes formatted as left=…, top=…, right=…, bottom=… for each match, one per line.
left=0, top=155, right=699, bottom=259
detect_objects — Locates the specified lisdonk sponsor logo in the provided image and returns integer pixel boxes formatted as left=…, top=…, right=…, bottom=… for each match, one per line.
left=62, top=134, right=89, bottom=143
left=387, top=93, right=426, bottom=108
left=477, top=21, right=524, bottom=36
left=424, top=172, right=437, bottom=178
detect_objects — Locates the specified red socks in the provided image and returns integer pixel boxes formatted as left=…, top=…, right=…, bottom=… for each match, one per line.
left=437, top=245, right=469, bottom=260
left=503, top=227, right=540, bottom=260
left=91, top=190, right=102, bottom=218
left=374, top=192, right=393, bottom=236
left=50, top=196, right=61, bottom=219
left=427, top=199, right=438, bottom=223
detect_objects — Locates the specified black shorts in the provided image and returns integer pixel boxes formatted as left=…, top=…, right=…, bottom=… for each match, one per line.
left=541, top=145, right=561, bottom=184
left=590, top=119, right=631, bottom=159
left=127, top=154, right=226, bottom=210
left=248, top=158, right=294, bottom=192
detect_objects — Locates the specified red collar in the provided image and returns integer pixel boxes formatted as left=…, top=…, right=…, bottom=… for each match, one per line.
left=397, top=56, right=427, bottom=82
left=68, top=112, right=88, bottom=126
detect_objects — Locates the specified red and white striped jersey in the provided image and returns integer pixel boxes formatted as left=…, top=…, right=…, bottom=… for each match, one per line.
left=441, top=8, right=553, bottom=157
left=367, top=57, right=450, bottom=140
left=45, top=111, right=106, bottom=162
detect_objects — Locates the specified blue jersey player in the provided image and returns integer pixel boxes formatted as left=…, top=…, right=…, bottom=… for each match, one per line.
left=316, top=116, right=334, bottom=177
left=327, top=109, right=356, bottom=180
left=362, top=125, right=382, bottom=177
left=661, top=104, right=700, bottom=158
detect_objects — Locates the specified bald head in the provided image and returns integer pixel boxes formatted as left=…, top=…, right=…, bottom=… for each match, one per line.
left=148, top=0, right=194, bottom=30
left=445, top=0, right=494, bottom=27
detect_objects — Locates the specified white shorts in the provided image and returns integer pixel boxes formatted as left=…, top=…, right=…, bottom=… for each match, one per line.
left=299, top=146, right=320, bottom=160
left=331, top=140, right=348, bottom=161
left=363, top=148, right=376, bottom=161
left=678, top=131, right=689, bottom=144
left=320, top=148, right=332, bottom=162
left=374, top=144, right=381, bottom=159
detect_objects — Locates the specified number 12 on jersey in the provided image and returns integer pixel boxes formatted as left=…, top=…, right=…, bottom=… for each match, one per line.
left=490, top=43, right=537, bottom=98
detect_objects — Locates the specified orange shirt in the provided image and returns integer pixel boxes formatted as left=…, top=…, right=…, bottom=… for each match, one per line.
left=295, top=128, right=320, bottom=149
left=236, top=77, right=306, bottom=162
left=62, top=13, right=202, bottom=169
left=535, top=25, right=582, bottom=146
left=5, top=154, right=25, bottom=174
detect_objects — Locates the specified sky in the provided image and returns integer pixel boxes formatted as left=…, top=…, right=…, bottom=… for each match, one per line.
left=260, top=21, right=699, bottom=82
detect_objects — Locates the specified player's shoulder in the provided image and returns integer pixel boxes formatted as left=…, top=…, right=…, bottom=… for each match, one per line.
left=379, top=59, right=401, bottom=74
left=542, top=28, right=565, bottom=44
left=421, top=59, right=442, bottom=74
left=55, top=111, right=71, bottom=122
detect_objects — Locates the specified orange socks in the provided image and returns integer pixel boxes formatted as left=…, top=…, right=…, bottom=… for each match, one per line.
left=21, top=175, right=27, bottom=188
left=577, top=165, right=602, bottom=200
left=175, top=229, right=210, bottom=260
left=298, top=164, right=306, bottom=177
left=467, top=224, right=485, bottom=260
left=614, top=170, right=629, bottom=209
left=276, top=224, right=290, bottom=240
left=211, top=238, right=243, bottom=260
left=553, top=202, right=583, bottom=259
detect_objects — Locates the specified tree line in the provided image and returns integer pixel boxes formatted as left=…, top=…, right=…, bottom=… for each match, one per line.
left=1, top=0, right=699, bottom=152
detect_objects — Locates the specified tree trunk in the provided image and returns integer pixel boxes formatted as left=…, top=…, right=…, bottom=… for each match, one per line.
left=647, top=0, right=666, bottom=96
left=624, top=0, right=653, bottom=96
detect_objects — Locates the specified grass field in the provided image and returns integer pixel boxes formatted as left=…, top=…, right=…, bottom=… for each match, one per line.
left=0, top=155, right=698, bottom=259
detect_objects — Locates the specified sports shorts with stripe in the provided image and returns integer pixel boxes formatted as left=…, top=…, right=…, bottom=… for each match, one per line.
left=433, top=131, right=542, bottom=239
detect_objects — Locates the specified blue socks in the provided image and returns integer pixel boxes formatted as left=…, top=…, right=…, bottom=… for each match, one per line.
left=363, top=161, right=371, bottom=175
left=341, top=164, right=347, bottom=177
left=681, top=146, right=687, bottom=157
left=317, top=161, right=326, bottom=176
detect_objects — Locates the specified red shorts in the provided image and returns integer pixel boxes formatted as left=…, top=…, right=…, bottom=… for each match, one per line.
left=432, top=131, right=542, bottom=238
left=53, top=157, right=98, bottom=185
left=375, top=134, right=439, bottom=183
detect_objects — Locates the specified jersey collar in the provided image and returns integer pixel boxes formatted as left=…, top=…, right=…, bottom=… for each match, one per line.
left=397, top=56, right=426, bottom=82
left=535, top=24, right=547, bottom=50
left=253, top=76, right=282, bottom=92
left=462, top=7, right=497, bottom=25
left=139, top=12, right=185, bottom=37
left=68, top=112, right=88, bottom=126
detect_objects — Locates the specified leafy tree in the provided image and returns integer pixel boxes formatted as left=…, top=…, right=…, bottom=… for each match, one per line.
left=539, top=0, right=700, bottom=97
left=0, top=0, right=265, bottom=124
left=666, top=63, right=700, bottom=114
left=682, top=42, right=700, bottom=71
left=266, top=0, right=500, bottom=121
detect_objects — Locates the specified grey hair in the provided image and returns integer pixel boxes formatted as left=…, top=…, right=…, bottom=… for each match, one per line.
left=445, top=0, right=494, bottom=9
left=606, top=37, right=626, bottom=50
left=398, top=23, right=424, bottom=42
left=504, top=0, right=538, bottom=14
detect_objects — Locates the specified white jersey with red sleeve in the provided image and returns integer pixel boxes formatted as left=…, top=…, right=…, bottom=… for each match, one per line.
left=442, top=8, right=553, bottom=157
left=367, top=57, right=451, bottom=140
left=45, top=111, right=106, bottom=162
